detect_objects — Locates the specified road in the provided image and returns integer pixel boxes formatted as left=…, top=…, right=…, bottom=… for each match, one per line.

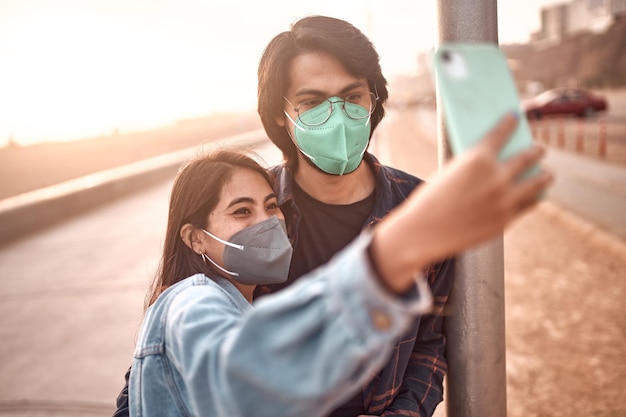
left=375, top=106, right=626, bottom=242
left=0, top=142, right=283, bottom=416
left=1, top=109, right=625, bottom=417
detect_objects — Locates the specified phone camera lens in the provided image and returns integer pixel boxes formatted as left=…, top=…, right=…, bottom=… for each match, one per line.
left=441, top=50, right=451, bottom=62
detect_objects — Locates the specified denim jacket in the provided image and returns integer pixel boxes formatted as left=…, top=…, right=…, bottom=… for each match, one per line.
left=129, top=232, right=432, bottom=417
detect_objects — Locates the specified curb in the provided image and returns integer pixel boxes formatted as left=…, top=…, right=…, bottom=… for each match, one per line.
left=0, top=130, right=269, bottom=247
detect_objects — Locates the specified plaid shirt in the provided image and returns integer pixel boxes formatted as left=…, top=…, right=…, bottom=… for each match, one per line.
left=261, top=153, right=454, bottom=417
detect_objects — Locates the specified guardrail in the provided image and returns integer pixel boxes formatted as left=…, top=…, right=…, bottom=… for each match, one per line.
left=529, top=116, right=609, bottom=158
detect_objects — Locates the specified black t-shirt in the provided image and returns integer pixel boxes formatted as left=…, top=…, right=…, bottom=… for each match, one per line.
left=292, top=181, right=375, bottom=277
left=267, top=180, right=375, bottom=294
left=291, top=181, right=375, bottom=417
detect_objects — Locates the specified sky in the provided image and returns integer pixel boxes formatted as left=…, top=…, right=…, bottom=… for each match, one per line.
left=0, top=0, right=564, bottom=146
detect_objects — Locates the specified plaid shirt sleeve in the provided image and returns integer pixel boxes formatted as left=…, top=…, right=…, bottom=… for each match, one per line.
left=364, top=258, right=454, bottom=417
left=388, top=259, right=454, bottom=417
left=364, top=155, right=455, bottom=416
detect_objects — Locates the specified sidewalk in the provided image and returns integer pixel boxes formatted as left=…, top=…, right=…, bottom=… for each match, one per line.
left=0, top=140, right=283, bottom=416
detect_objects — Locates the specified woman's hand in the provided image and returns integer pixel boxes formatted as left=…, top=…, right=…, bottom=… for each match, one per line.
left=371, top=112, right=553, bottom=293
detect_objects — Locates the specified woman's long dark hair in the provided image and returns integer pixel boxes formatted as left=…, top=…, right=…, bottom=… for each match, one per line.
left=144, top=150, right=271, bottom=309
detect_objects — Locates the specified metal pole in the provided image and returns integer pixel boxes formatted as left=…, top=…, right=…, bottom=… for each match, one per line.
left=435, top=1, right=508, bottom=417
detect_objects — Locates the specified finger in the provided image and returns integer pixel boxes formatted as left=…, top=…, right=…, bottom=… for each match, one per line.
left=508, top=168, right=554, bottom=212
left=502, top=144, right=545, bottom=181
left=479, top=111, right=520, bottom=154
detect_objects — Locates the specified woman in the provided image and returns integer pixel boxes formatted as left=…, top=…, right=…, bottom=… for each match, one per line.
left=129, top=149, right=432, bottom=417
left=128, top=114, right=552, bottom=417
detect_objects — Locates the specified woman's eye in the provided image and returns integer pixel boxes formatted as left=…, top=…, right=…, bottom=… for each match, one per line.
left=267, top=202, right=279, bottom=211
left=233, top=207, right=251, bottom=215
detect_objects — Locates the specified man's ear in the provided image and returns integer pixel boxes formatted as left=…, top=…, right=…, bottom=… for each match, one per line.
left=180, top=223, right=201, bottom=253
left=275, top=113, right=286, bottom=127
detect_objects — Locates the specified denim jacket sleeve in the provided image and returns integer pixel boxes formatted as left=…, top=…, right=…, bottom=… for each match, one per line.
left=164, top=232, right=432, bottom=417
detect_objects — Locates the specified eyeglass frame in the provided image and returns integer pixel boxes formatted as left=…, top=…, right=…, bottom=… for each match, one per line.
left=283, top=91, right=379, bottom=127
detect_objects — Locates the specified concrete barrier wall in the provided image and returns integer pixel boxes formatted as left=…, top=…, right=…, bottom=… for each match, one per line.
left=0, top=130, right=269, bottom=247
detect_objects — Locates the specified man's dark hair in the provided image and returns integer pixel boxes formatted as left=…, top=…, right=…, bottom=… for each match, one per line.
left=257, top=15, right=389, bottom=171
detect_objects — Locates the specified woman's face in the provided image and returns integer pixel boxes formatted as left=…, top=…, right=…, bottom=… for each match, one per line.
left=202, top=167, right=283, bottom=270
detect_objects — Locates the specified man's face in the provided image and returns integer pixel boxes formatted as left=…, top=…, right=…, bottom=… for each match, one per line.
left=276, top=50, right=370, bottom=156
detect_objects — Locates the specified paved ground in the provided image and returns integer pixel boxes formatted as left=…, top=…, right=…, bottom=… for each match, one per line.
left=0, top=141, right=283, bottom=417
left=0, top=108, right=625, bottom=416
left=375, top=108, right=626, bottom=417
left=0, top=177, right=171, bottom=416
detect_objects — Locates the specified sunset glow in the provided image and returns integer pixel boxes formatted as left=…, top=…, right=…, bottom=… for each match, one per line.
left=0, top=0, right=561, bottom=147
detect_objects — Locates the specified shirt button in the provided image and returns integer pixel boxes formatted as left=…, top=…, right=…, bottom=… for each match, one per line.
left=370, top=309, right=392, bottom=331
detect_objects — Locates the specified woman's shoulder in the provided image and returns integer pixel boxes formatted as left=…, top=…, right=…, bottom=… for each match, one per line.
left=164, top=274, right=231, bottom=304
left=163, top=274, right=249, bottom=320
left=134, top=275, right=235, bottom=355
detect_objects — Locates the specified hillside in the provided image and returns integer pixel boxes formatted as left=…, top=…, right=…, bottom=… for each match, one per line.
left=391, top=16, right=626, bottom=104
left=503, top=15, right=626, bottom=91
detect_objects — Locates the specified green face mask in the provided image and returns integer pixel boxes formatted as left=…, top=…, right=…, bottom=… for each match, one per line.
left=285, top=98, right=371, bottom=175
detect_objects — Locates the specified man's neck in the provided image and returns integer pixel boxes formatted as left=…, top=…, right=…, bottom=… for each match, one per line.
left=293, top=158, right=376, bottom=205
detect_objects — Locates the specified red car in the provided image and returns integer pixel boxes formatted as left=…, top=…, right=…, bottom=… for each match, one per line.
left=523, top=88, right=608, bottom=119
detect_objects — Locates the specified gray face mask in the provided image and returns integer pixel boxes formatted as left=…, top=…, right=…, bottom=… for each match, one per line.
left=201, top=216, right=293, bottom=286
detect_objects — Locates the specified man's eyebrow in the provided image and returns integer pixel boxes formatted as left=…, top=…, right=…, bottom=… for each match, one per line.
left=294, top=81, right=368, bottom=97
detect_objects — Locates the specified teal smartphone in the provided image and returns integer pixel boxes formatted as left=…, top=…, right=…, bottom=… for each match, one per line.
left=432, top=42, right=535, bottom=163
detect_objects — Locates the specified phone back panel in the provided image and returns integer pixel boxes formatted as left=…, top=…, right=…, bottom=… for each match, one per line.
left=432, top=43, right=533, bottom=160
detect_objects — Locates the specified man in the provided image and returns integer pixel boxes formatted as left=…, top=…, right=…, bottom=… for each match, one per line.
left=114, top=15, right=452, bottom=417
left=253, top=15, right=453, bottom=416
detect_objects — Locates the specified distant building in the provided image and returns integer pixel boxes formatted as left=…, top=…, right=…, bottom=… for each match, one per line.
left=537, top=2, right=569, bottom=44
left=534, top=0, right=626, bottom=45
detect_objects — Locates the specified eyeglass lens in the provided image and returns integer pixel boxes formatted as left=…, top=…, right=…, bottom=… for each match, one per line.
left=296, top=92, right=376, bottom=126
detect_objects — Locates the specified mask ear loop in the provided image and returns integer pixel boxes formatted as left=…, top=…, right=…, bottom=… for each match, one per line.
left=201, top=229, right=244, bottom=250
left=356, top=84, right=377, bottom=156
left=361, top=92, right=373, bottom=156
left=282, top=96, right=306, bottom=132
left=365, top=84, right=379, bottom=126
left=200, top=229, right=242, bottom=277
left=283, top=110, right=305, bottom=132
left=201, top=251, right=240, bottom=277
left=283, top=112, right=317, bottom=162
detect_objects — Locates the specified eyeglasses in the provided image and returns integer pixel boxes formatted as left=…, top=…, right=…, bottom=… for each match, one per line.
left=284, top=92, right=378, bottom=127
